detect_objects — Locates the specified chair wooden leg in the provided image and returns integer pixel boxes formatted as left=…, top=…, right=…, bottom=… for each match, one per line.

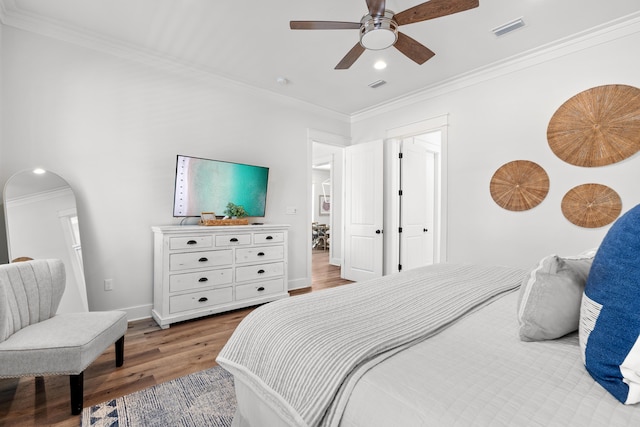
left=70, top=372, right=83, bottom=415
left=115, top=335, right=125, bottom=367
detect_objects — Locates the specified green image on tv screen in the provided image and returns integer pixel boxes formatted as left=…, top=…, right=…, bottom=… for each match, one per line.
left=173, top=155, right=269, bottom=217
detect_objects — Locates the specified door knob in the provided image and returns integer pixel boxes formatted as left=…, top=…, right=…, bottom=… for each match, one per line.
left=423, top=228, right=428, bottom=232
left=375, top=229, right=382, bottom=234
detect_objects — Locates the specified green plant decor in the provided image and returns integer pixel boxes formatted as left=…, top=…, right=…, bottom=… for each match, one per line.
left=224, top=202, right=248, bottom=218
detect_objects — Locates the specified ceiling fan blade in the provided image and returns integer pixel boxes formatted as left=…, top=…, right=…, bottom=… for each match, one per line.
left=394, top=32, right=435, bottom=65
left=335, top=43, right=366, bottom=69
left=394, top=0, right=479, bottom=26
left=366, top=0, right=386, bottom=16
left=290, top=21, right=361, bottom=30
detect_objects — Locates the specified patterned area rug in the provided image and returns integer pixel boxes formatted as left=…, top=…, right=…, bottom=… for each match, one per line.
left=82, top=366, right=236, bottom=427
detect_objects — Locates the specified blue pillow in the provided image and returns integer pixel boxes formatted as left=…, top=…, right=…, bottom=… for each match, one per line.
left=580, top=203, right=640, bottom=404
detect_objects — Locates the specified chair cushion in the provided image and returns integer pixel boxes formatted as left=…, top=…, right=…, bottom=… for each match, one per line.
left=0, top=310, right=127, bottom=377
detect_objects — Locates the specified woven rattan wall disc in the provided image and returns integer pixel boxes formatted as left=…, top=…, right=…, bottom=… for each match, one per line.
left=547, top=84, right=640, bottom=167
left=561, top=184, right=621, bottom=228
left=490, top=160, right=549, bottom=211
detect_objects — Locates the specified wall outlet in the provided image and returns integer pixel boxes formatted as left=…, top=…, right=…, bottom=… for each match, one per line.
left=104, top=279, right=114, bottom=291
left=286, top=206, right=297, bottom=215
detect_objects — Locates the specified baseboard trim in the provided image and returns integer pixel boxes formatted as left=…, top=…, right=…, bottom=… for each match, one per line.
left=118, top=303, right=153, bottom=322
left=288, top=277, right=311, bottom=290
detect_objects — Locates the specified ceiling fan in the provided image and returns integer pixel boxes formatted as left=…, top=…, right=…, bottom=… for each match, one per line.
left=290, top=0, right=479, bottom=69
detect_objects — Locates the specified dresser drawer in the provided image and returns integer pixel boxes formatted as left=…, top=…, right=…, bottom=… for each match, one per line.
left=236, top=278, right=285, bottom=301
left=235, top=245, right=284, bottom=264
left=169, top=287, right=233, bottom=314
left=169, top=235, right=213, bottom=250
left=215, top=234, right=251, bottom=247
left=235, top=262, right=284, bottom=282
left=169, top=250, right=233, bottom=271
left=169, top=269, right=233, bottom=293
left=254, top=232, right=284, bottom=244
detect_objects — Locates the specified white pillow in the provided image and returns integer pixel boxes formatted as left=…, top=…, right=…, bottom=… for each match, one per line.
left=517, top=253, right=593, bottom=342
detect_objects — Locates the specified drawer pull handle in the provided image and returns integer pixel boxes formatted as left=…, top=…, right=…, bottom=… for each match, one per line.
left=198, top=257, right=208, bottom=262
left=257, top=287, right=265, bottom=292
left=198, top=297, right=208, bottom=303
left=230, top=237, right=239, bottom=242
left=198, top=277, right=208, bottom=282
left=266, top=236, right=273, bottom=240
left=257, top=252, right=265, bottom=256
left=187, top=240, right=198, bottom=245
left=257, top=269, right=265, bottom=274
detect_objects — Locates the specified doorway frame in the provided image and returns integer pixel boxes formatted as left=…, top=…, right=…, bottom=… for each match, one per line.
left=385, top=115, right=449, bottom=271
left=306, top=129, right=350, bottom=288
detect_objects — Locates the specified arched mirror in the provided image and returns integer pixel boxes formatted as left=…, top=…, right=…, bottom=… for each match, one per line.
left=3, top=169, right=88, bottom=313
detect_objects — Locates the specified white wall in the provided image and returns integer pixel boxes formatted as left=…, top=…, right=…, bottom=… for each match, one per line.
left=2, top=17, right=639, bottom=316
left=352, top=22, right=640, bottom=269
left=0, top=26, right=350, bottom=317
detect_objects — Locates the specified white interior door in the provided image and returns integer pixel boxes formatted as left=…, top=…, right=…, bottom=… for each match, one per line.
left=343, top=140, right=384, bottom=281
left=400, top=139, right=436, bottom=271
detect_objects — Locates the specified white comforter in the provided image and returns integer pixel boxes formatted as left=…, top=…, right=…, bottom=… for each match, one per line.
left=340, top=290, right=640, bottom=426
left=216, top=264, right=526, bottom=427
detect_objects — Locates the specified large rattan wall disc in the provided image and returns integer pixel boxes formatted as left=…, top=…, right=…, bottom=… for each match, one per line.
left=547, top=84, right=640, bottom=167
left=490, top=160, right=549, bottom=211
left=561, top=183, right=621, bottom=228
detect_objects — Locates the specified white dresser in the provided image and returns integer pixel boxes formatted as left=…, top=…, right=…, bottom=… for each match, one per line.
left=151, top=224, right=289, bottom=328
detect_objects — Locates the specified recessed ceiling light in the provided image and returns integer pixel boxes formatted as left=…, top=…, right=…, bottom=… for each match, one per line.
left=33, top=168, right=46, bottom=174
left=374, top=60, right=387, bottom=70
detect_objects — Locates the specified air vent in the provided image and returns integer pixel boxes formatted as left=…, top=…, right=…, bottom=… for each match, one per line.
left=492, top=17, right=525, bottom=37
left=369, top=80, right=387, bottom=89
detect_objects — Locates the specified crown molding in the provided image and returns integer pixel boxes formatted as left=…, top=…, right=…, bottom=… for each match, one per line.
left=351, top=11, right=640, bottom=123
left=2, top=1, right=638, bottom=124
left=5, top=186, right=73, bottom=207
left=308, top=129, right=351, bottom=146
left=0, top=0, right=350, bottom=123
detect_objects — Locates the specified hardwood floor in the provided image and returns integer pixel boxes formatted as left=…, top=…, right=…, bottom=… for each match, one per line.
left=0, top=250, right=351, bottom=426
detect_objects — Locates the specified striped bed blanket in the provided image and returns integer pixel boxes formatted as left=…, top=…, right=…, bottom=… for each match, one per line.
left=216, top=263, right=527, bottom=427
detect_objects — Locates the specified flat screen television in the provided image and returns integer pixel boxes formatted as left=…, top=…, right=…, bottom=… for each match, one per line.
left=173, top=155, right=269, bottom=217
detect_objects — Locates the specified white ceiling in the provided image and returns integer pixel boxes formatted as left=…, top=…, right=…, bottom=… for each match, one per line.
left=1, top=0, right=640, bottom=116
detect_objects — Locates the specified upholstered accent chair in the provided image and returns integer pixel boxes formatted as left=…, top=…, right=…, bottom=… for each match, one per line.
left=0, top=259, right=127, bottom=415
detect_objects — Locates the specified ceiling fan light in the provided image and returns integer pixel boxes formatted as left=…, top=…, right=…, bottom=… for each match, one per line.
left=361, top=29, right=396, bottom=50
left=360, top=11, right=398, bottom=51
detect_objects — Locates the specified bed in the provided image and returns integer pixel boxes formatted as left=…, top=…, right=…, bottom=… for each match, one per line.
left=217, top=207, right=640, bottom=427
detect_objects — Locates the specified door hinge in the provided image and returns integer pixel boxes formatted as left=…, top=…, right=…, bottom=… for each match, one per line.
left=398, top=264, right=403, bottom=271
left=398, top=227, right=403, bottom=233
left=398, top=190, right=403, bottom=196
left=398, top=152, right=403, bottom=159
